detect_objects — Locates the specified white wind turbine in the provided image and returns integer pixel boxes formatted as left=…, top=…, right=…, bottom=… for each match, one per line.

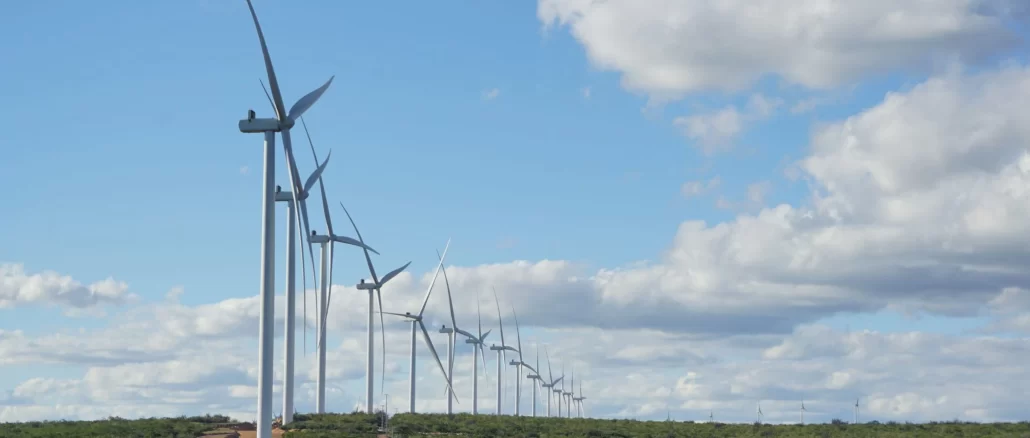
left=573, top=376, right=586, bottom=418
left=541, top=347, right=563, bottom=417
left=436, top=250, right=460, bottom=415
left=488, top=289, right=519, bottom=415
left=299, top=122, right=379, bottom=413
left=237, top=1, right=344, bottom=434
left=757, top=402, right=763, bottom=424
left=525, top=344, right=544, bottom=417
left=854, top=398, right=860, bottom=424
left=459, top=294, right=491, bottom=415
left=338, top=203, right=411, bottom=414
left=381, top=241, right=457, bottom=413
left=553, top=361, right=566, bottom=418
left=800, top=400, right=807, bottom=425
left=508, top=306, right=538, bottom=417
left=564, top=367, right=575, bottom=418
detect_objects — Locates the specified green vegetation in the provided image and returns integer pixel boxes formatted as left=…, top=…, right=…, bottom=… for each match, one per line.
left=0, top=414, right=233, bottom=438
left=2, top=413, right=1028, bottom=437
left=282, top=412, right=1030, bottom=437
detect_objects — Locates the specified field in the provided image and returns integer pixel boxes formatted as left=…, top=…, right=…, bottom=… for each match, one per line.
left=1, top=413, right=1029, bottom=437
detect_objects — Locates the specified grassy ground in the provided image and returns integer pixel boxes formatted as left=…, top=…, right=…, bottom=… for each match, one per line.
left=2, top=413, right=1028, bottom=437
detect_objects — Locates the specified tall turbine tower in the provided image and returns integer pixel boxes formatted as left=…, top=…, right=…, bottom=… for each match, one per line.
left=854, top=398, right=860, bottom=424
left=460, top=295, right=491, bottom=415
left=488, top=289, right=518, bottom=415
left=274, top=185, right=297, bottom=425
left=381, top=241, right=457, bottom=413
left=564, top=367, right=575, bottom=418
left=339, top=203, right=410, bottom=414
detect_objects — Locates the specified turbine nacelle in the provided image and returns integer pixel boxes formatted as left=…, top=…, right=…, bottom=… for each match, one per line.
left=356, top=279, right=376, bottom=291
left=238, top=112, right=281, bottom=133
left=439, top=325, right=453, bottom=334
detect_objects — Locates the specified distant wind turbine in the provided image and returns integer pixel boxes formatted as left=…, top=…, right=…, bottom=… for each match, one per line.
left=801, top=400, right=807, bottom=425
left=508, top=305, right=537, bottom=416
left=436, top=251, right=460, bottom=415
left=525, top=344, right=544, bottom=417
left=488, top=289, right=518, bottom=415
left=541, top=347, right=562, bottom=417
left=338, top=202, right=410, bottom=414
left=573, top=376, right=586, bottom=418
left=460, top=292, right=491, bottom=415
left=553, top=361, right=566, bottom=417
left=381, top=240, right=457, bottom=413
left=854, top=398, right=860, bottom=424
left=757, top=402, right=763, bottom=424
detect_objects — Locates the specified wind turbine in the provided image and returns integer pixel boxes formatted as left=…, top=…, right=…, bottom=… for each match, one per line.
left=488, top=289, right=518, bottom=415
left=299, top=122, right=379, bottom=413
left=460, top=293, right=491, bottom=415
left=541, top=347, right=562, bottom=417
left=508, top=307, right=537, bottom=416
left=237, top=1, right=337, bottom=434
left=709, top=410, right=714, bottom=423
left=525, top=344, right=544, bottom=417
left=274, top=185, right=297, bottom=425
left=553, top=361, right=566, bottom=418
left=381, top=241, right=457, bottom=413
left=757, top=402, right=763, bottom=424
left=436, top=250, right=460, bottom=415
left=573, top=377, right=586, bottom=418
left=338, top=203, right=410, bottom=414
left=854, top=398, right=860, bottom=424
left=801, top=400, right=807, bottom=425
left=564, top=367, right=576, bottom=418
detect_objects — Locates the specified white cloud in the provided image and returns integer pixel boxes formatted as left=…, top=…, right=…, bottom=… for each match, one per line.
left=681, top=176, right=721, bottom=198
left=538, top=0, right=1022, bottom=99
left=673, top=94, right=784, bottom=150
left=0, top=264, right=134, bottom=309
left=240, top=165, right=249, bottom=175
left=582, top=86, right=592, bottom=98
left=483, top=88, right=501, bottom=100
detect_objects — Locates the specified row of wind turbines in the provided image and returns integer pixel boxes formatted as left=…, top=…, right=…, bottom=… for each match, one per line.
left=234, top=2, right=587, bottom=437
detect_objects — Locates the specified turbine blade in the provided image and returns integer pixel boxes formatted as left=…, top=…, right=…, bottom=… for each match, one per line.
left=479, top=344, right=488, bottom=379
left=379, top=262, right=410, bottom=286
left=511, top=304, right=523, bottom=361
left=338, top=201, right=380, bottom=284
left=303, top=149, right=331, bottom=195
left=438, top=250, right=458, bottom=330
left=258, top=78, right=276, bottom=114
left=493, top=287, right=505, bottom=347
left=282, top=131, right=318, bottom=314
left=417, top=239, right=450, bottom=317
left=244, top=0, right=287, bottom=120
left=287, top=76, right=335, bottom=122
left=300, top=117, right=335, bottom=238
left=330, top=235, right=380, bottom=255
left=476, top=291, right=483, bottom=338
left=480, top=329, right=491, bottom=343
left=545, top=346, right=553, bottom=383
left=418, top=320, right=459, bottom=404
left=381, top=311, right=412, bottom=318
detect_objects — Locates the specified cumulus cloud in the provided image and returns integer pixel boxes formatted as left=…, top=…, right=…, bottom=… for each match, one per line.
left=0, top=264, right=133, bottom=309
left=538, top=0, right=1024, bottom=99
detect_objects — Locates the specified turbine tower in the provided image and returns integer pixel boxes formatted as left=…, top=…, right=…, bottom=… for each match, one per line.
left=238, top=1, right=342, bottom=434
left=508, top=306, right=537, bottom=416
left=339, top=203, right=410, bottom=414
left=854, top=398, right=860, bottom=424
left=553, top=361, right=565, bottom=418
left=564, top=367, right=575, bottom=418
left=460, top=293, right=491, bottom=415
left=488, top=289, right=518, bottom=415
left=274, top=185, right=297, bottom=425
left=381, top=241, right=457, bottom=413
left=800, top=400, right=807, bottom=425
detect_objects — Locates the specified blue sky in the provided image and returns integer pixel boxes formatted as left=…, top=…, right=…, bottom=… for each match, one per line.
left=2, top=0, right=1030, bottom=424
